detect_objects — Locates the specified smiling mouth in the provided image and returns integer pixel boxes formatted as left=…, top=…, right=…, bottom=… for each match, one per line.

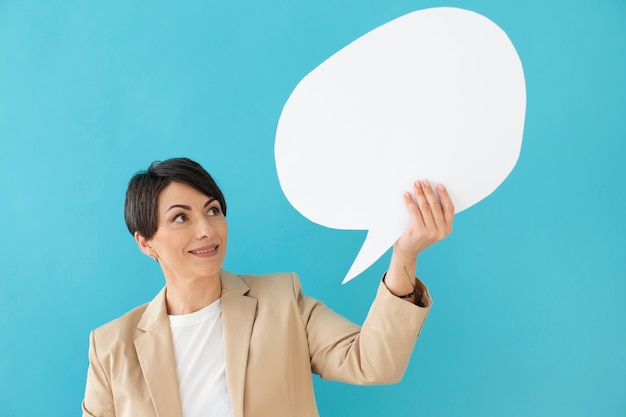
left=189, top=245, right=218, bottom=255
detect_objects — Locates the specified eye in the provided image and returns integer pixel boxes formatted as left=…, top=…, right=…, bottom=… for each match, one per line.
left=207, top=206, right=222, bottom=216
left=173, top=213, right=187, bottom=223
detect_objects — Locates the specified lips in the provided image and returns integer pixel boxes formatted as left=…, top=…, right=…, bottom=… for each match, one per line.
left=188, top=244, right=219, bottom=256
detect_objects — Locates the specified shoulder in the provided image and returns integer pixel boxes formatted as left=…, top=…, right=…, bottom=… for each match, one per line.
left=241, top=272, right=300, bottom=294
left=221, top=270, right=306, bottom=306
left=90, top=302, right=149, bottom=354
left=221, top=269, right=302, bottom=295
left=94, top=303, right=147, bottom=333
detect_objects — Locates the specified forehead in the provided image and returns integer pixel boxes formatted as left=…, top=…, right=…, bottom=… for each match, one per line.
left=157, top=182, right=211, bottom=206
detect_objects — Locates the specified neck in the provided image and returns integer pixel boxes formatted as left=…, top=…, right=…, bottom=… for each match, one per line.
left=164, top=273, right=222, bottom=315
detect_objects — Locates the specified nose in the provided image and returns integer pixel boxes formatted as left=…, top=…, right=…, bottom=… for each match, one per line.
left=196, top=217, right=215, bottom=240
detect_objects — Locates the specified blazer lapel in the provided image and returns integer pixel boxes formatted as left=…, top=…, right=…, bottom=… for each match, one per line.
left=134, top=288, right=183, bottom=417
left=220, top=270, right=257, bottom=417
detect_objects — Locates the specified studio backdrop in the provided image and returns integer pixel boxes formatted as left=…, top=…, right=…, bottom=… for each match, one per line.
left=0, top=1, right=625, bottom=416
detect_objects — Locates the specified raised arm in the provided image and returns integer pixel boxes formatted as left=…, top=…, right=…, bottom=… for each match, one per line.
left=383, top=180, right=454, bottom=305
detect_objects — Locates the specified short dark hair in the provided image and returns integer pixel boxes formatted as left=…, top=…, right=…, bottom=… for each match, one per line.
left=124, top=157, right=227, bottom=239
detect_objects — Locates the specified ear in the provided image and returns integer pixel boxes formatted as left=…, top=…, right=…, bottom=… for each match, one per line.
left=134, top=231, right=155, bottom=258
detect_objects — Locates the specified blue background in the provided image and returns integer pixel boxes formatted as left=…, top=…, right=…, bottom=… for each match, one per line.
left=1, top=0, right=625, bottom=416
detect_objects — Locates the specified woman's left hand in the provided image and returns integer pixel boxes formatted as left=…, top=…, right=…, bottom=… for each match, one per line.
left=394, top=179, right=455, bottom=259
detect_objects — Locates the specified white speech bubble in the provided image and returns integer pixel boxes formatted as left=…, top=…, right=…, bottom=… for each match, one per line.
left=275, top=7, right=526, bottom=283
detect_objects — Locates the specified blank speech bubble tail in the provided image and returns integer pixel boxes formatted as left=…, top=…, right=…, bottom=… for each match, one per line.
left=342, top=228, right=400, bottom=284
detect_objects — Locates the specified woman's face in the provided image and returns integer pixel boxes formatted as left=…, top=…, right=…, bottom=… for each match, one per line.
left=137, top=181, right=228, bottom=284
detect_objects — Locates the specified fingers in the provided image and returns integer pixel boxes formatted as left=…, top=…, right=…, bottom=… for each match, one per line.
left=396, top=179, right=454, bottom=257
left=409, top=179, right=454, bottom=237
left=403, top=190, right=424, bottom=226
left=436, top=183, right=455, bottom=233
left=419, top=180, right=443, bottom=228
left=413, top=180, right=434, bottom=228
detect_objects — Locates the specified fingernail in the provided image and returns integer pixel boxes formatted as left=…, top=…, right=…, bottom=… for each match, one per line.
left=437, top=183, right=446, bottom=191
left=422, top=179, right=430, bottom=187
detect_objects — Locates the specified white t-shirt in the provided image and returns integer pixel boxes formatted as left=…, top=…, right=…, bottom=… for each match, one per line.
left=169, top=299, right=234, bottom=417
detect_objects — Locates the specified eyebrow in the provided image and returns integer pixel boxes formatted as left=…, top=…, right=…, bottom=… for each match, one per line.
left=166, top=198, right=216, bottom=213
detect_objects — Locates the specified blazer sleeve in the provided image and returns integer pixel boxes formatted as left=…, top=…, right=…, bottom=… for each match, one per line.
left=295, top=273, right=431, bottom=385
left=82, top=330, right=116, bottom=417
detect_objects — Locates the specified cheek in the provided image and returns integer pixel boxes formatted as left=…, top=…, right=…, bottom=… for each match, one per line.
left=152, top=232, right=185, bottom=258
left=219, top=220, right=229, bottom=240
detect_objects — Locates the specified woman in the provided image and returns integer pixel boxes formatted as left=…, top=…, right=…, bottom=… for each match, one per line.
left=82, top=157, right=454, bottom=417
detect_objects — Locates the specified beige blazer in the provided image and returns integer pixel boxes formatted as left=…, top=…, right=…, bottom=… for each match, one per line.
left=82, top=270, right=431, bottom=417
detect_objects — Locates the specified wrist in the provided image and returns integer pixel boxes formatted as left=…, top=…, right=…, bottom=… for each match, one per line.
left=382, top=273, right=430, bottom=307
left=382, top=271, right=416, bottom=297
left=391, top=244, right=420, bottom=265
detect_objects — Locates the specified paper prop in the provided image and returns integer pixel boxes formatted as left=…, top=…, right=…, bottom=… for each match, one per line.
left=275, top=7, right=526, bottom=283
